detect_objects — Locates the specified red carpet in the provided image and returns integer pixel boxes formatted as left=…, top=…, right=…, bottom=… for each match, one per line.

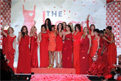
left=30, top=74, right=90, bottom=81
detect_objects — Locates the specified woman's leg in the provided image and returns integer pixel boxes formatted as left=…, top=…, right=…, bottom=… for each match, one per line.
left=52, top=51, right=55, bottom=68
left=55, top=51, right=58, bottom=68
left=59, top=51, right=62, bottom=68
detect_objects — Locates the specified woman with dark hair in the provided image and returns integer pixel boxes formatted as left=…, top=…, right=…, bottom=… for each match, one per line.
left=79, top=27, right=91, bottom=74
left=48, top=25, right=56, bottom=68
left=30, top=25, right=38, bottom=68
left=39, top=25, right=49, bottom=68
left=73, top=24, right=82, bottom=74
left=62, top=25, right=73, bottom=68
left=105, top=26, right=117, bottom=69
left=2, top=26, right=16, bottom=72
left=87, top=15, right=96, bottom=68
left=55, top=23, right=63, bottom=68
left=17, top=25, right=31, bottom=73
left=44, top=18, right=51, bottom=32
left=88, top=30, right=111, bottom=76
left=62, top=22, right=67, bottom=32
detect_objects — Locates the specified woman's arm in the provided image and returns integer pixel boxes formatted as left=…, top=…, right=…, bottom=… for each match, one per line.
left=2, top=27, right=7, bottom=37
left=18, top=32, right=22, bottom=42
left=13, top=37, right=16, bottom=54
left=63, top=32, right=66, bottom=41
left=103, top=36, right=112, bottom=43
left=96, top=37, right=100, bottom=53
left=87, top=14, right=91, bottom=34
left=88, top=34, right=91, bottom=54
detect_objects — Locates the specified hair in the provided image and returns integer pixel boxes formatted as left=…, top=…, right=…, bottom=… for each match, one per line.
left=44, top=18, right=51, bottom=31
left=21, top=25, right=28, bottom=38
left=106, top=26, right=112, bottom=31
left=83, top=27, right=89, bottom=34
left=51, top=25, right=55, bottom=31
left=75, top=24, right=81, bottom=32
left=90, top=24, right=95, bottom=31
left=57, top=23, right=63, bottom=32
left=7, top=27, right=14, bottom=34
left=62, top=22, right=67, bottom=29
left=41, top=25, right=47, bottom=32
left=30, top=26, right=36, bottom=35
left=99, top=30, right=104, bottom=34
left=67, top=25, right=72, bottom=32
left=68, top=23, right=74, bottom=32
left=94, top=29, right=99, bottom=33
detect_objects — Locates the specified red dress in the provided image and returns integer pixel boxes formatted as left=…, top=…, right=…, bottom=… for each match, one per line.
left=6, top=35, right=16, bottom=71
left=88, top=37, right=111, bottom=76
left=73, top=32, right=82, bottom=74
left=40, top=32, right=49, bottom=67
left=87, top=20, right=95, bottom=68
left=108, top=37, right=117, bottom=69
left=56, top=34, right=63, bottom=51
left=62, top=33, right=73, bottom=68
left=79, top=35, right=89, bottom=74
left=2, top=30, right=8, bottom=56
left=17, top=36, right=31, bottom=73
left=30, top=34, right=38, bottom=68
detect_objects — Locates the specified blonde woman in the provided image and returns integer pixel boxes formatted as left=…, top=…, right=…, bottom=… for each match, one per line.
left=2, top=26, right=16, bottom=72
left=30, top=26, right=38, bottom=68
left=68, top=23, right=74, bottom=33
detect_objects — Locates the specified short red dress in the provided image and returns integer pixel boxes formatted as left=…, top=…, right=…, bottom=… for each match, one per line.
left=17, top=36, right=31, bottom=73
left=56, top=34, right=63, bottom=51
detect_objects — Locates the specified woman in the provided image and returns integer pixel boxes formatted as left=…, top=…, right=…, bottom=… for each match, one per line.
left=55, top=23, right=63, bottom=68
left=87, top=15, right=96, bottom=67
left=39, top=25, right=49, bottom=68
left=88, top=30, right=111, bottom=76
left=106, top=26, right=117, bottom=69
left=48, top=25, right=56, bottom=68
left=79, top=27, right=91, bottom=74
left=2, top=27, right=16, bottom=72
left=62, top=22, right=67, bottom=32
left=89, top=29, right=100, bottom=61
left=44, top=18, right=51, bottom=32
left=30, top=26, right=38, bottom=68
left=73, top=24, right=82, bottom=74
left=62, top=25, right=73, bottom=68
left=17, top=26, right=31, bottom=73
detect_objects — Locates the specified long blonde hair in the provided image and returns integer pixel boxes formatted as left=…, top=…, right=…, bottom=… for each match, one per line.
left=83, top=27, right=89, bottom=34
left=30, top=26, right=36, bottom=35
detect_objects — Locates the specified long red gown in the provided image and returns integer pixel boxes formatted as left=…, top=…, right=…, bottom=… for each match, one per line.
left=108, top=37, right=117, bottom=69
left=87, top=20, right=95, bottom=68
left=88, top=37, right=111, bottom=76
left=62, top=33, right=73, bottom=68
left=6, top=35, right=16, bottom=72
left=17, top=36, right=31, bottom=73
left=56, top=34, right=63, bottom=51
left=73, top=32, right=82, bottom=74
left=30, top=34, right=38, bottom=68
left=79, top=35, right=89, bottom=74
left=40, top=32, right=49, bottom=67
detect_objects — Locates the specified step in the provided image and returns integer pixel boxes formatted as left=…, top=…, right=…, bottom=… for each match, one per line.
left=14, top=68, right=76, bottom=74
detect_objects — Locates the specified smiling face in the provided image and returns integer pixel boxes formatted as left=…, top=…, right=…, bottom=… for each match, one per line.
left=83, top=27, right=88, bottom=33
left=8, top=27, right=14, bottom=34
left=23, top=27, right=27, bottom=33
left=51, top=26, right=55, bottom=31
left=75, top=26, right=79, bottom=32
left=41, top=26, right=46, bottom=32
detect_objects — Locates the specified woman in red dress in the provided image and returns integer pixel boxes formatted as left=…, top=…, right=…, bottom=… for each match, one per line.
left=39, top=25, right=49, bottom=68
left=89, top=29, right=100, bottom=60
left=106, top=26, right=117, bottom=69
left=73, top=24, right=82, bottom=74
left=62, top=25, right=73, bottom=68
left=48, top=25, right=56, bottom=68
left=2, top=27, right=16, bottom=72
left=79, top=27, right=91, bottom=74
left=88, top=30, right=111, bottom=76
left=87, top=15, right=96, bottom=67
left=44, top=18, right=51, bottom=33
left=55, top=23, right=63, bottom=68
left=30, top=26, right=38, bottom=68
left=17, top=26, right=31, bottom=73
